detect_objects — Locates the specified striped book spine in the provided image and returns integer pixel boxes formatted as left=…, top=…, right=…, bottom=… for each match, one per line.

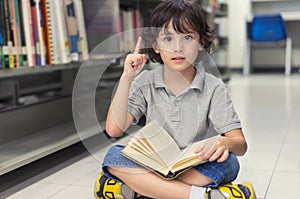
left=21, top=0, right=35, bottom=67
left=73, top=0, right=88, bottom=61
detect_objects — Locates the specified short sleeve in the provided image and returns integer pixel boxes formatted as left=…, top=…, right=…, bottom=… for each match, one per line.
left=127, top=76, right=147, bottom=125
left=208, top=83, right=241, bottom=134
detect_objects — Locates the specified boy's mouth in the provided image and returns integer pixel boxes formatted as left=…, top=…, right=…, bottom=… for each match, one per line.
left=171, top=56, right=185, bottom=61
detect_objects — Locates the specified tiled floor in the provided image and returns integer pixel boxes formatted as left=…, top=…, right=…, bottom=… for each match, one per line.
left=1, top=73, right=300, bottom=199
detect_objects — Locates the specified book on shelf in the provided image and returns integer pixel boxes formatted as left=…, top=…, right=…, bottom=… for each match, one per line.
left=35, top=0, right=47, bottom=66
left=63, top=0, right=79, bottom=62
left=51, top=0, right=71, bottom=64
left=10, top=0, right=21, bottom=67
left=21, top=0, right=36, bottom=67
left=30, top=0, right=41, bottom=66
left=122, top=9, right=135, bottom=52
left=73, top=0, right=88, bottom=61
left=2, top=0, right=15, bottom=69
left=18, top=0, right=28, bottom=67
left=119, top=8, right=143, bottom=53
left=0, top=7, right=4, bottom=69
left=121, top=121, right=219, bottom=179
left=41, top=0, right=53, bottom=65
left=0, top=0, right=88, bottom=69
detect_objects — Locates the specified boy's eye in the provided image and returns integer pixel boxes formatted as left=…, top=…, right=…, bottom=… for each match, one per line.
left=164, top=36, right=172, bottom=42
left=184, top=35, right=193, bottom=41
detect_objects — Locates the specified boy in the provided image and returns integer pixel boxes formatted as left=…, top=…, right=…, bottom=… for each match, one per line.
left=95, top=0, right=256, bottom=198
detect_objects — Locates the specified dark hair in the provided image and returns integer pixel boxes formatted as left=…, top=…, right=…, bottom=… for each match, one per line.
left=142, top=0, right=215, bottom=64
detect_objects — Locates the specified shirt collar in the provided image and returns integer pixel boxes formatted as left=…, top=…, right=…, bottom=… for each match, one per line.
left=152, top=63, right=205, bottom=91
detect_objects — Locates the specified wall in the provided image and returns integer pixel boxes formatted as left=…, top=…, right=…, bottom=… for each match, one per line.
left=227, top=0, right=250, bottom=69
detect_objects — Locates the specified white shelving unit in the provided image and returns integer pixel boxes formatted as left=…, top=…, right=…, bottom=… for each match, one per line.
left=0, top=0, right=161, bottom=176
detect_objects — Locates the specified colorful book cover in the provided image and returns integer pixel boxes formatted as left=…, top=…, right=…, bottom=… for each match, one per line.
left=4, top=0, right=15, bottom=68
left=11, top=0, right=24, bottom=67
left=122, top=9, right=135, bottom=52
left=30, top=0, right=41, bottom=66
left=0, top=6, right=5, bottom=69
left=73, top=0, right=88, bottom=61
left=52, top=0, right=71, bottom=64
left=0, top=0, right=9, bottom=69
left=41, top=0, right=52, bottom=65
left=63, top=0, right=79, bottom=62
left=21, top=0, right=36, bottom=67
left=35, top=0, right=46, bottom=66
left=18, top=0, right=28, bottom=67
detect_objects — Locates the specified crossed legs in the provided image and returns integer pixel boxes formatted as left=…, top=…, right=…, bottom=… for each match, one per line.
left=107, top=166, right=213, bottom=199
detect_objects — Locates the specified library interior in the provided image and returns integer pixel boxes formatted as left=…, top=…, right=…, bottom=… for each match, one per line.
left=0, top=0, right=300, bottom=198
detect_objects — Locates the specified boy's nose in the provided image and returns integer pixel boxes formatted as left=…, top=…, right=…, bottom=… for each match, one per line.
left=174, top=39, right=183, bottom=52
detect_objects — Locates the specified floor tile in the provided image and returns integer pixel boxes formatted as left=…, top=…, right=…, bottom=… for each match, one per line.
left=234, top=170, right=272, bottom=199
left=4, top=183, right=67, bottom=199
left=265, top=172, right=300, bottom=199
left=35, top=160, right=100, bottom=185
left=48, top=185, right=95, bottom=199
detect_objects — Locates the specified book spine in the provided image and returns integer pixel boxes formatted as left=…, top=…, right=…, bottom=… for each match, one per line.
left=63, top=0, right=79, bottom=62
left=13, top=0, right=24, bottom=67
left=73, top=0, right=88, bottom=61
left=0, top=1, right=5, bottom=69
left=0, top=31, right=3, bottom=69
left=21, top=0, right=35, bottom=67
left=53, top=0, right=70, bottom=64
left=30, top=0, right=41, bottom=66
left=118, top=11, right=124, bottom=52
left=46, top=0, right=59, bottom=64
left=18, top=0, right=28, bottom=67
left=41, top=0, right=52, bottom=65
left=9, top=0, right=18, bottom=67
left=122, top=9, right=135, bottom=52
left=133, top=9, right=140, bottom=42
left=5, top=0, right=15, bottom=68
left=35, top=0, right=46, bottom=65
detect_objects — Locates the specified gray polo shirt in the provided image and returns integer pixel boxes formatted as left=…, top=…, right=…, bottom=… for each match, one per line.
left=128, top=65, right=241, bottom=148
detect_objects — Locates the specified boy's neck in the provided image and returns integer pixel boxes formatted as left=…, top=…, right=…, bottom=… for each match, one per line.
left=162, top=65, right=196, bottom=96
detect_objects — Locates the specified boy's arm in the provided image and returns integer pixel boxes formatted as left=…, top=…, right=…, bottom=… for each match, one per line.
left=105, top=75, right=135, bottom=137
left=195, top=128, right=247, bottom=163
left=105, top=37, right=147, bottom=137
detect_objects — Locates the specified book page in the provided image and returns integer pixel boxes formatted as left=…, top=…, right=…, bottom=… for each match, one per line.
left=129, top=137, right=165, bottom=164
left=170, top=135, right=220, bottom=171
left=140, top=121, right=181, bottom=167
left=121, top=143, right=170, bottom=176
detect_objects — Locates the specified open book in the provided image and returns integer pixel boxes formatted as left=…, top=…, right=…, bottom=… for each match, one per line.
left=121, top=121, right=219, bottom=179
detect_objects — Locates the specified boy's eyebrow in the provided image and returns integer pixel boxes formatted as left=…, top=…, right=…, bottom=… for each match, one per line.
left=159, top=31, right=173, bottom=36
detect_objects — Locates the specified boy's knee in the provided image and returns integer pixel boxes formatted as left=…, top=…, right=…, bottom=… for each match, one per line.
left=107, top=166, right=119, bottom=176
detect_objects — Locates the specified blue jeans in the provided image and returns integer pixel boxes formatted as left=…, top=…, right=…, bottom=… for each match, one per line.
left=102, top=145, right=240, bottom=187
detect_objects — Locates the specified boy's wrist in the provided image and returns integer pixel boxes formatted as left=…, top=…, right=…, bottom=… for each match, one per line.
left=120, top=73, right=134, bottom=83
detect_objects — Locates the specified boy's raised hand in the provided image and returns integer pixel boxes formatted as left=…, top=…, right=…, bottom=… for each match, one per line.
left=123, top=37, right=147, bottom=79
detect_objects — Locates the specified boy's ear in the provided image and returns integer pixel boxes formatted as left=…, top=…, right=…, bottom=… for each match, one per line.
left=152, top=43, right=160, bottom=53
left=199, top=44, right=204, bottom=51
left=199, top=39, right=205, bottom=51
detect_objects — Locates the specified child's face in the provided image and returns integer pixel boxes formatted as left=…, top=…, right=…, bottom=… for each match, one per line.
left=154, top=21, right=202, bottom=72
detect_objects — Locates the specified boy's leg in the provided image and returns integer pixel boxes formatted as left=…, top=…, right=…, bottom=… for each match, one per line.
left=176, top=153, right=256, bottom=199
left=204, top=183, right=257, bottom=199
left=108, top=166, right=192, bottom=199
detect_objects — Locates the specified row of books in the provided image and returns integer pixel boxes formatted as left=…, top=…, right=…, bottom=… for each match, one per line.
left=119, top=8, right=143, bottom=53
left=0, top=0, right=89, bottom=69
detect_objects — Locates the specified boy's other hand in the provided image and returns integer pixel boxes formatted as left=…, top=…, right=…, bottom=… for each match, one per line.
left=123, top=37, right=147, bottom=79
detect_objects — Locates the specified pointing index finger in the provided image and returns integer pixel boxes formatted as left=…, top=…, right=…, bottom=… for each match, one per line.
left=133, top=36, right=142, bottom=54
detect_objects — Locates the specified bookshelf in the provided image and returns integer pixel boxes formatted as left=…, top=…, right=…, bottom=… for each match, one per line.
left=0, top=0, right=161, bottom=176
left=202, top=0, right=230, bottom=81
